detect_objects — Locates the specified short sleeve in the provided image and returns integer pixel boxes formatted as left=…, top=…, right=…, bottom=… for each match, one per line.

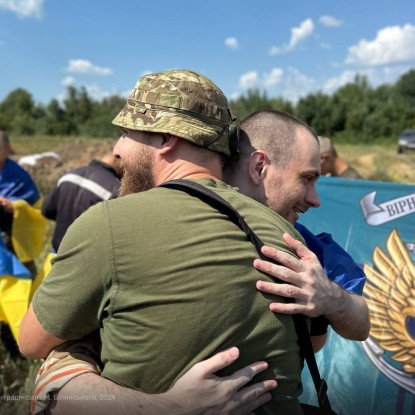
left=32, top=202, right=113, bottom=340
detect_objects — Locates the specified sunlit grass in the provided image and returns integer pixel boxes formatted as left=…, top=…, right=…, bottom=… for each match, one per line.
left=10, top=135, right=105, bottom=156
left=336, top=143, right=415, bottom=184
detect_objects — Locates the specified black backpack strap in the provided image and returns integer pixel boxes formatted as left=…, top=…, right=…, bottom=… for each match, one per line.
left=160, top=179, right=266, bottom=257
left=159, top=179, right=333, bottom=412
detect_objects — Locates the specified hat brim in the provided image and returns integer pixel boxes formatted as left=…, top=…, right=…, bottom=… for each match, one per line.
left=112, top=102, right=230, bottom=155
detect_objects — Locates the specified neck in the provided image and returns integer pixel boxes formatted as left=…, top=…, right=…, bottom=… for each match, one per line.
left=155, top=150, right=223, bottom=185
left=182, top=172, right=220, bottom=180
left=333, top=157, right=349, bottom=176
left=156, top=164, right=222, bottom=185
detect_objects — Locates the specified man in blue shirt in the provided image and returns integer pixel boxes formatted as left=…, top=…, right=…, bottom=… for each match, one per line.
left=0, top=130, right=41, bottom=244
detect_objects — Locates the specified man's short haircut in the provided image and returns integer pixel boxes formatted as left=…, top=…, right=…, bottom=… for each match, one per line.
left=318, top=136, right=336, bottom=156
left=239, top=110, right=318, bottom=164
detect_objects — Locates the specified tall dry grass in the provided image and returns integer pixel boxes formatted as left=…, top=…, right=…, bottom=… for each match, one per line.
left=336, top=143, right=415, bottom=184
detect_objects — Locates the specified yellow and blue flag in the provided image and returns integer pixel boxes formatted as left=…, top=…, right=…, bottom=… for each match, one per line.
left=0, top=232, right=32, bottom=342
left=0, top=158, right=48, bottom=341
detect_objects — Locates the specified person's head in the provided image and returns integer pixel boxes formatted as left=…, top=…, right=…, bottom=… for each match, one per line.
left=318, top=136, right=336, bottom=176
left=224, top=110, right=320, bottom=224
left=0, top=130, right=13, bottom=169
left=111, top=69, right=237, bottom=196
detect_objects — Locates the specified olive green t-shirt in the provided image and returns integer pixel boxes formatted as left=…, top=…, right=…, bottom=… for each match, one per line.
left=33, top=179, right=305, bottom=414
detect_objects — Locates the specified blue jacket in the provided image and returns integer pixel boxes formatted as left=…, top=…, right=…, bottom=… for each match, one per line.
left=0, top=158, right=40, bottom=232
left=295, top=222, right=366, bottom=295
left=0, top=158, right=40, bottom=204
left=295, top=222, right=367, bottom=336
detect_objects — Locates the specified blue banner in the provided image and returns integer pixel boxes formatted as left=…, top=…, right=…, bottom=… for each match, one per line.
left=298, top=176, right=415, bottom=415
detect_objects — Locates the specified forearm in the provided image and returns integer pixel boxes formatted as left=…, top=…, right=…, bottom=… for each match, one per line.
left=325, top=284, right=370, bottom=341
left=49, top=373, right=178, bottom=415
left=42, top=347, right=276, bottom=415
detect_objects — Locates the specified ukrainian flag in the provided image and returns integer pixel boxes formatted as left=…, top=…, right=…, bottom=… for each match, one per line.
left=11, top=198, right=47, bottom=264
left=0, top=198, right=48, bottom=342
left=0, top=232, right=32, bottom=342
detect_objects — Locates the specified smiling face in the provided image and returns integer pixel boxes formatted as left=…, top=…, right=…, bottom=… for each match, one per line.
left=261, top=125, right=321, bottom=224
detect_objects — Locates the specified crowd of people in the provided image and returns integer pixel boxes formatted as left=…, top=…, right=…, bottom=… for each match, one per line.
left=1, top=69, right=367, bottom=415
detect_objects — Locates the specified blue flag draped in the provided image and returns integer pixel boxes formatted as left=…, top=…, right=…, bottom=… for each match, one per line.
left=0, top=158, right=40, bottom=203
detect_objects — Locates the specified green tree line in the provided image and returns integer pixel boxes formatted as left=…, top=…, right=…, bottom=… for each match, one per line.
left=1, top=69, right=414, bottom=143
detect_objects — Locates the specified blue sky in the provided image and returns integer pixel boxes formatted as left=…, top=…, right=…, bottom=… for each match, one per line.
left=0, top=0, right=414, bottom=105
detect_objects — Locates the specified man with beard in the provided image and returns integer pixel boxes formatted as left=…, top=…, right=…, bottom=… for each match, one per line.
left=20, top=69, right=309, bottom=415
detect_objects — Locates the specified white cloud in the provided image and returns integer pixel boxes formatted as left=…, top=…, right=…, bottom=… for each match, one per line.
left=319, top=15, right=343, bottom=28
left=239, top=71, right=259, bottom=89
left=322, top=64, right=413, bottom=94
left=61, top=76, right=75, bottom=87
left=264, top=68, right=284, bottom=86
left=236, top=67, right=314, bottom=103
left=225, top=37, right=239, bottom=50
left=84, top=84, right=112, bottom=101
left=289, top=18, right=314, bottom=49
left=322, top=70, right=358, bottom=93
left=281, top=67, right=316, bottom=103
left=66, top=59, right=113, bottom=76
left=346, top=24, right=415, bottom=66
left=0, top=0, right=43, bottom=19
left=237, top=68, right=284, bottom=90
left=269, top=18, right=314, bottom=55
left=233, top=63, right=413, bottom=104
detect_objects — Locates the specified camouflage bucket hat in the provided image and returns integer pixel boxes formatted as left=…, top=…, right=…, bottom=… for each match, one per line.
left=112, top=69, right=238, bottom=156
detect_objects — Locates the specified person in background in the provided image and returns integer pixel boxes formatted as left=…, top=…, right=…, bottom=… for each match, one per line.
left=318, top=136, right=363, bottom=179
left=42, top=150, right=122, bottom=252
left=0, top=130, right=46, bottom=356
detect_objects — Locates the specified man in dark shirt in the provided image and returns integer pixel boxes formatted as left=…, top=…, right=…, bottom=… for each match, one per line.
left=318, top=136, right=363, bottom=179
left=42, top=152, right=122, bottom=252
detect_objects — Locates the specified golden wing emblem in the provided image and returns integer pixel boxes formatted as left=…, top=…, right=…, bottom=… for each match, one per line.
left=363, top=229, right=415, bottom=374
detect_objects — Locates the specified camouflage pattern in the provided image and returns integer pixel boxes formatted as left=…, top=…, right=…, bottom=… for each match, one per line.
left=112, top=69, right=237, bottom=156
